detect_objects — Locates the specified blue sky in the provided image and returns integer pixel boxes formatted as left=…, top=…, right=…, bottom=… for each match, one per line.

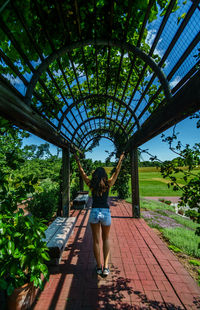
left=23, top=115, right=199, bottom=162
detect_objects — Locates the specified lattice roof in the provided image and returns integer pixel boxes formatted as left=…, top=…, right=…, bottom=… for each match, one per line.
left=0, top=0, right=200, bottom=152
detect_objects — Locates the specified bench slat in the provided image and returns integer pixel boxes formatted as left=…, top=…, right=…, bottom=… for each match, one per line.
left=44, top=217, right=67, bottom=244
left=44, top=217, right=76, bottom=264
left=74, top=194, right=89, bottom=202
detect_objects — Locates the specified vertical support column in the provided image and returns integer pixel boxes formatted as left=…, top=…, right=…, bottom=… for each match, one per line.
left=62, top=146, right=70, bottom=217
left=79, top=175, right=84, bottom=191
left=79, top=153, right=85, bottom=191
left=57, top=164, right=62, bottom=216
left=130, top=147, right=140, bottom=218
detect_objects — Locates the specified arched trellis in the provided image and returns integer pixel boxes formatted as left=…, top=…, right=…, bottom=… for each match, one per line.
left=25, top=39, right=172, bottom=106
left=76, top=128, right=116, bottom=149
left=25, top=40, right=172, bottom=143
left=83, top=135, right=115, bottom=151
left=58, top=94, right=140, bottom=131
left=71, top=116, right=128, bottom=144
left=1, top=0, right=199, bottom=222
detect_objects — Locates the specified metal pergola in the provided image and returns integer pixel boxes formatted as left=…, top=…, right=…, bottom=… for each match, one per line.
left=0, top=0, right=200, bottom=217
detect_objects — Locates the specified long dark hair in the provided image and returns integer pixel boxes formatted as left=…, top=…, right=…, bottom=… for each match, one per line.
left=90, top=167, right=109, bottom=196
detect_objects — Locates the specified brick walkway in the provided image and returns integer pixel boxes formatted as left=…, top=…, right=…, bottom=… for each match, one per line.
left=33, top=198, right=200, bottom=310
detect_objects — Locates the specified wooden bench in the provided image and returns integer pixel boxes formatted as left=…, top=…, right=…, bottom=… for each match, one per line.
left=43, top=217, right=76, bottom=265
left=72, top=191, right=89, bottom=209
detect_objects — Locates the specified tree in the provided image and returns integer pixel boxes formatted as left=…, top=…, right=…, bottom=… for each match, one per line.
left=141, top=119, right=200, bottom=243
left=0, top=117, right=37, bottom=213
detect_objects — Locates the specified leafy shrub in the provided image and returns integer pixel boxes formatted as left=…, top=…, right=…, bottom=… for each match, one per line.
left=0, top=209, right=49, bottom=296
left=27, top=188, right=58, bottom=222
left=165, top=200, right=172, bottom=205
left=185, top=209, right=199, bottom=221
left=111, top=162, right=130, bottom=199
left=70, top=178, right=80, bottom=200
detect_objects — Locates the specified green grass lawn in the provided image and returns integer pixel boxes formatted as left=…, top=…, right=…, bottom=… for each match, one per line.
left=128, top=198, right=200, bottom=258
left=85, top=166, right=199, bottom=197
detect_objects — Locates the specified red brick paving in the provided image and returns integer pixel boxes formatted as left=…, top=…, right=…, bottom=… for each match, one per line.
left=33, top=198, right=200, bottom=310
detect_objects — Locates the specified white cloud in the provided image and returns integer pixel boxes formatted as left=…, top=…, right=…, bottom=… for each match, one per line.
left=3, top=73, right=23, bottom=86
left=146, top=29, right=157, bottom=47
left=146, top=28, right=164, bottom=58
left=169, top=76, right=181, bottom=88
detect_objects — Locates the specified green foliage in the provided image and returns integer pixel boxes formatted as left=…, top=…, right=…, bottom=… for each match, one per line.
left=0, top=0, right=180, bottom=124
left=0, top=118, right=49, bottom=295
left=160, top=127, right=200, bottom=243
left=70, top=178, right=80, bottom=200
left=168, top=245, right=182, bottom=253
left=111, top=158, right=130, bottom=199
left=105, top=130, right=130, bottom=199
left=162, top=227, right=200, bottom=258
left=0, top=117, right=37, bottom=213
left=27, top=183, right=58, bottom=222
left=189, top=259, right=200, bottom=266
left=185, top=209, right=199, bottom=221
left=168, top=214, right=199, bottom=231
left=20, top=157, right=62, bottom=183
left=0, top=209, right=49, bottom=296
left=139, top=198, right=175, bottom=212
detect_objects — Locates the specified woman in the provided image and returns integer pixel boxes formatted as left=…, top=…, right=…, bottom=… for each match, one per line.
left=74, top=152, right=125, bottom=276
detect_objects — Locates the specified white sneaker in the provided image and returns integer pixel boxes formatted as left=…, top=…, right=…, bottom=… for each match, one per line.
left=103, top=267, right=110, bottom=276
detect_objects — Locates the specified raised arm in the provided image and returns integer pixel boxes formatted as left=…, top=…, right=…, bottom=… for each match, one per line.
left=108, top=152, right=125, bottom=187
left=73, top=153, right=90, bottom=187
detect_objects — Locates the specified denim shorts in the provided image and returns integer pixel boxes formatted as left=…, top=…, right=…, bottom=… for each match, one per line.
left=89, top=208, right=111, bottom=226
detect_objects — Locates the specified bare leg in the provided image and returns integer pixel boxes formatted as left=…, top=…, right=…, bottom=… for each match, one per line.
left=101, top=224, right=111, bottom=268
left=90, top=223, right=101, bottom=267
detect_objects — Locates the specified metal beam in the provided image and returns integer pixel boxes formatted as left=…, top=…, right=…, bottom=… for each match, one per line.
left=83, top=134, right=115, bottom=151
left=0, top=82, right=81, bottom=153
left=71, top=116, right=128, bottom=143
left=126, top=71, right=200, bottom=150
left=25, top=39, right=172, bottom=107
left=58, top=94, right=140, bottom=130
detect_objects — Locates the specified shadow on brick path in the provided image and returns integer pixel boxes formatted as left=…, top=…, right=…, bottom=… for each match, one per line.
left=32, top=198, right=200, bottom=310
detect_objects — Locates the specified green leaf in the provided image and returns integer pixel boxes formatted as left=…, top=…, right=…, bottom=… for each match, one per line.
left=14, top=232, right=21, bottom=237
left=41, top=252, right=50, bottom=261
left=10, top=263, right=17, bottom=276
left=0, top=278, right=8, bottom=290
left=7, top=283, right=14, bottom=296
left=7, top=240, right=15, bottom=254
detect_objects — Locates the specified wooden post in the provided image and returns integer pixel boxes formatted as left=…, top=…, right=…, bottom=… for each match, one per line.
left=61, top=146, right=70, bottom=217
left=57, top=165, right=63, bottom=216
left=79, top=175, right=84, bottom=191
left=130, top=147, right=140, bottom=218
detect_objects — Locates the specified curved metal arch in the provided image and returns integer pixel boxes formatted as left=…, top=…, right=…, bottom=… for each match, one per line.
left=77, top=128, right=115, bottom=149
left=25, top=39, right=172, bottom=106
left=83, top=135, right=115, bottom=151
left=72, top=116, right=127, bottom=143
left=58, top=94, right=140, bottom=130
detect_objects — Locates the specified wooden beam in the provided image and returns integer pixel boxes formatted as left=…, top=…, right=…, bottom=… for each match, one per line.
left=0, top=82, right=81, bottom=153
left=62, top=147, right=70, bottom=217
left=126, top=71, right=200, bottom=149
left=130, top=148, right=140, bottom=218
